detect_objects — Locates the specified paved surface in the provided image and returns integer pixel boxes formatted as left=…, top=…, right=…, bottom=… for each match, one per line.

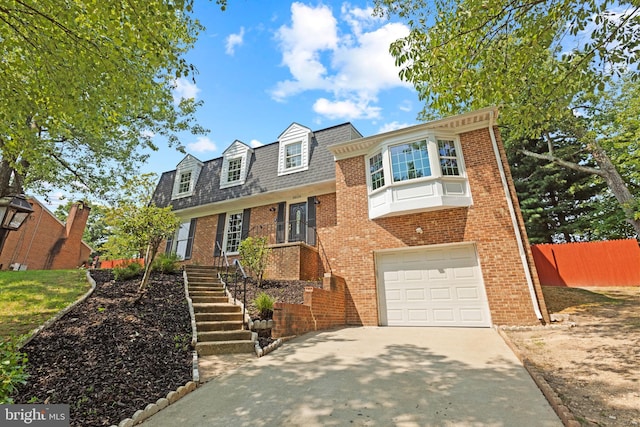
left=142, top=327, right=562, bottom=427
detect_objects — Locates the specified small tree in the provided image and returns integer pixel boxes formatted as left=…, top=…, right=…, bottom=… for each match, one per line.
left=239, top=237, right=271, bottom=287
left=102, top=174, right=181, bottom=291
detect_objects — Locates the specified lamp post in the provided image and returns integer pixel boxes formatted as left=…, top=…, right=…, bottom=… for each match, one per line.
left=0, top=194, right=34, bottom=256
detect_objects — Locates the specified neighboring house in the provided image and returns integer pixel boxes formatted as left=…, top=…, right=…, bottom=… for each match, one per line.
left=0, top=199, right=92, bottom=270
left=153, top=107, right=550, bottom=326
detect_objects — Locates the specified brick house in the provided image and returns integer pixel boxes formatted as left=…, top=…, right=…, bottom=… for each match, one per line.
left=152, top=107, right=549, bottom=327
left=0, top=199, right=92, bottom=270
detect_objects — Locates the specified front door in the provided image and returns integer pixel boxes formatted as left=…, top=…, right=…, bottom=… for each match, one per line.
left=288, top=202, right=307, bottom=242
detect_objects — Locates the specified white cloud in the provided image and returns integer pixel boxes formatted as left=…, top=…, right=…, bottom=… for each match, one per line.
left=225, top=27, right=245, bottom=55
left=250, top=139, right=264, bottom=148
left=378, top=121, right=413, bottom=133
left=270, top=2, right=411, bottom=121
left=398, top=100, right=412, bottom=112
left=173, top=78, right=201, bottom=104
left=187, top=136, right=217, bottom=153
left=313, top=98, right=381, bottom=120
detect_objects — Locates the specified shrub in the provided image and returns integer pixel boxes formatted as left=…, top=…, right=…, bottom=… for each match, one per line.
left=239, top=237, right=271, bottom=287
left=254, top=292, right=275, bottom=319
left=0, top=338, right=28, bottom=404
left=151, top=252, right=181, bottom=274
left=113, top=262, right=143, bottom=281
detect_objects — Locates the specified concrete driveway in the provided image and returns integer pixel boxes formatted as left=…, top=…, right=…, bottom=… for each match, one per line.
left=141, top=327, right=561, bottom=426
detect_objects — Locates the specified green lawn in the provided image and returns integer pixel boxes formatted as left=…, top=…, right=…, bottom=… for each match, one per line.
left=0, top=270, right=91, bottom=340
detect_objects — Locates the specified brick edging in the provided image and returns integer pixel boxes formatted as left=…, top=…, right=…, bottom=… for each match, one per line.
left=496, top=327, right=581, bottom=427
left=19, top=270, right=98, bottom=349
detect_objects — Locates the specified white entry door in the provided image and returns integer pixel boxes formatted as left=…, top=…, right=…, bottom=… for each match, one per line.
left=376, top=244, right=491, bottom=327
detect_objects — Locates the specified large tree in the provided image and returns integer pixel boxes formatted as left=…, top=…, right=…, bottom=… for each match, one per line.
left=374, top=0, right=640, bottom=236
left=0, top=0, right=225, bottom=200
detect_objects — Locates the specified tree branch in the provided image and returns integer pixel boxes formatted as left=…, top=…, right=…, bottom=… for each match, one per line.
left=521, top=149, right=605, bottom=177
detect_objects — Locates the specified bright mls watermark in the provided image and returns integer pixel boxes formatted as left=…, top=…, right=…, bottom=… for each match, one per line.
left=1, top=405, right=69, bottom=426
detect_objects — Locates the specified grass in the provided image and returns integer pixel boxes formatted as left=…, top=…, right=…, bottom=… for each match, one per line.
left=0, top=269, right=91, bottom=340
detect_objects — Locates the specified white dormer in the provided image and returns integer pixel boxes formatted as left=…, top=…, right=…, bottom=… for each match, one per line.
left=220, top=140, right=253, bottom=189
left=277, top=123, right=311, bottom=176
left=172, top=154, right=204, bottom=199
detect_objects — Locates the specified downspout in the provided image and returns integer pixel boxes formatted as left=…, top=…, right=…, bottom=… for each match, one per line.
left=488, top=111, right=543, bottom=320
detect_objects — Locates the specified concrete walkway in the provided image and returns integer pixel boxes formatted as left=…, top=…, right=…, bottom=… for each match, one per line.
left=142, top=327, right=561, bottom=427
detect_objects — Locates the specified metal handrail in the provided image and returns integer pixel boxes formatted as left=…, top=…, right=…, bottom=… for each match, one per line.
left=214, top=241, right=248, bottom=330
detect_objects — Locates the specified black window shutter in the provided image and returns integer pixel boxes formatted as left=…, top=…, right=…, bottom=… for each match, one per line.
left=241, top=208, right=251, bottom=239
left=214, top=213, right=227, bottom=256
left=185, top=218, right=197, bottom=260
left=276, top=202, right=286, bottom=243
left=306, top=196, right=317, bottom=246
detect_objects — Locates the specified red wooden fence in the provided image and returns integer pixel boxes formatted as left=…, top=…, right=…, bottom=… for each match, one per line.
left=98, top=258, right=145, bottom=269
left=531, top=239, right=640, bottom=287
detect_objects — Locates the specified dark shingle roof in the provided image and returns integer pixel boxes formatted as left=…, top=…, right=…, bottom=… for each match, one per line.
left=152, top=122, right=362, bottom=210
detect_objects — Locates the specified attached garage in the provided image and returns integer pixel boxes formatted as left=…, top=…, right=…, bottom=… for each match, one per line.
left=376, top=244, right=491, bottom=327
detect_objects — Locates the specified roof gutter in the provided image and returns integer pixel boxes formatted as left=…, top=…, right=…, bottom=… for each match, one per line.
left=487, top=111, right=543, bottom=320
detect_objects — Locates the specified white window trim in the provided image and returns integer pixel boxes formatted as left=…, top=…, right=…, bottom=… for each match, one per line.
left=173, top=169, right=196, bottom=199
left=174, top=220, right=191, bottom=259
left=223, top=211, right=244, bottom=254
left=220, top=155, right=247, bottom=189
left=278, top=140, right=309, bottom=175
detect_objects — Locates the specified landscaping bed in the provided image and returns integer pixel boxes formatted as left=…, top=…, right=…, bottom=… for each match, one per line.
left=504, top=286, right=640, bottom=426
left=13, top=270, right=192, bottom=427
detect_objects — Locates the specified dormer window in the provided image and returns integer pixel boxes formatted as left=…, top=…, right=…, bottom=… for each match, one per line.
left=285, top=142, right=302, bottom=169
left=178, top=171, right=192, bottom=194
left=220, top=140, right=252, bottom=189
left=277, top=123, right=311, bottom=176
left=172, top=154, right=203, bottom=199
left=227, top=158, right=242, bottom=182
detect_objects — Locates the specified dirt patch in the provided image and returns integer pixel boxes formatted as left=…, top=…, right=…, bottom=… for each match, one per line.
left=13, top=270, right=192, bottom=427
left=504, top=286, right=640, bottom=426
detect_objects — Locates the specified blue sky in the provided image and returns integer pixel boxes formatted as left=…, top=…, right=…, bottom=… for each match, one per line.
left=43, top=1, right=422, bottom=209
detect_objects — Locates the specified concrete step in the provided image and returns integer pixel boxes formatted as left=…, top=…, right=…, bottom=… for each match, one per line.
left=198, top=330, right=253, bottom=342
left=189, top=290, right=226, bottom=297
left=196, top=320, right=244, bottom=332
left=193, top=303, right=241, bottom=313
left=195, top=312, right=244, bottom=322
left=191, top=295, right=228, bottom=304
left=196, top=340, right=255, bottom=355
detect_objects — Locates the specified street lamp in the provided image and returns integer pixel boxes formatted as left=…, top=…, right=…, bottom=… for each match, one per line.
left=0, top=194, right=34, bottom=255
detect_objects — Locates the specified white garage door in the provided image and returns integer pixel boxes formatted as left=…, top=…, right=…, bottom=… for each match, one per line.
left=376, top=245, right=491, bottom=327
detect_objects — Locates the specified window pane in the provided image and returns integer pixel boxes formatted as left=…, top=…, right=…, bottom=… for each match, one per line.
left=438, top=140, right=460, bottom=176
left=285, top=142, right=302, bottom=168
left=225, top=212, right=243, bottom=253
left=369, top=152, right=385, bottom=190
left=390, top=140, right=431, bottom=182
left=179, top=172, right=191, bottom=193
left=227, top=158, right=242, bottom=182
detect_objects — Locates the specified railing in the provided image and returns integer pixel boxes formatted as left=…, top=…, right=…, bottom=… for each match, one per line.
left=242, top=220, right=332, bottom=274
left=215, top=241, right=248, bottom=329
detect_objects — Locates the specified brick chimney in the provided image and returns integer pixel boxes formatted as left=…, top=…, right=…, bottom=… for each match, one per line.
left=65, top=201, right=91, bottom=242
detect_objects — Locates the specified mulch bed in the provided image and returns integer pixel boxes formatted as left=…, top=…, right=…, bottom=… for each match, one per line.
left=13, top=269, right=318, bottom=427
left=14, top=270, right=192, bottom=427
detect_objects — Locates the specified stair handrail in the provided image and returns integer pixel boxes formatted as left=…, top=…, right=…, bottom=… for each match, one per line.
left=232, top=258, right=248, bottom=330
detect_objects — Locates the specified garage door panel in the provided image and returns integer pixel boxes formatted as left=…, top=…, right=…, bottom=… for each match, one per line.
left=378, top=245, right=491, bottom=327
left=406, top=288, right=426, bottom=301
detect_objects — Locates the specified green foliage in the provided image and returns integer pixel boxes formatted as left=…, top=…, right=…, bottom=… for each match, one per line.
left=375, top=0, right=640, bottom=237
left=0, top=0, right=234, bottom=199
left=113, top=262, right=143, bottom=281
left=151, top=253, right=182, bottom=274
left=254, top=292, right=275, bottom=318
left=103, top=174, right=181, bottom=290
left=0, top=338, right=29, bottom=404
left=239, top=237, right=272, bottom=287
